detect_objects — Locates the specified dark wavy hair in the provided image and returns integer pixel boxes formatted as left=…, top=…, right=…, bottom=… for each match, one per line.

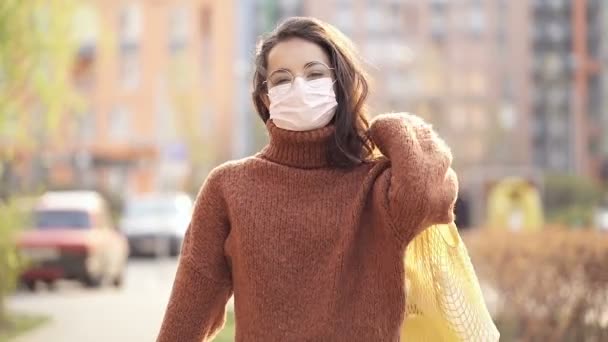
left=252, top=17, right=374, bottom=168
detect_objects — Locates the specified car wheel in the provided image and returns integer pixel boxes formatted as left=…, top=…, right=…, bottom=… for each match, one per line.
left=44, top=280, right=57, bottom=291
left=112, top=271, right=125, bottom=288
left=24, top=280, right=37, bottom=292
left=169, top=238, right=182, bottom=257
left=82, top=273, right=103, bottom=288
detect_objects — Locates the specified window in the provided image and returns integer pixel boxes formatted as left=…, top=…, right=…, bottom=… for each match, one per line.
left=200, top=6, right=213, bottom=86
left=363, top=41, right=384, bottom=66
left=548, top=149, right=568, bottom=171
left=546, top=85, right=568, bottom=108
left=366, top=4, right=385, bottom=34
left=119, top=3, right=142, bottom=45
left=169, top=6, right=189, bottom=53
left=547, top=21, right=567, bottom=42
left=388, top=39, right=414, bottom=65
left=35, top=210, right=91, bottom=230
left=532, top=111, right=547, bottom=138
left=430, top=0, right=448, bottom=41
left=499, top=103, right=516, bottom=130
left=496, top=8, right=507, bottom=45
left=334, top=6, right=354, bottom=34
left=469, top=71, right=486, bottom=96
left=109, top=106, right=131, bottom=140
left=430, top=0, right=449, bottom=10
left=449, top=106, right=467, bottom=131
left=548, top=116, right=567, bottom=136
left=119, top=3, right=142, bottom=89
left=502, top=78, right=514, bottom=100
left=431, top=13, right=446, bottom=41
left=548, top=0, right=567, bottom=12
left=120, top=51, right=139, bottom=89
left=387, top=72, right=414, bottom=98
left=200, top=104, right=215, bottom=138
left=279, top=0, right=301, bottom=17
left=78, top=110, right=96, bottom=142
left=73, top=4, right=99, bottom=52
left=469, top=105, right=486, bottom=131
left=385, top=2, right=402, bottom=33
left=469, top=0, right=485, bottom=36
left=402, top=3, right=420, bottom=36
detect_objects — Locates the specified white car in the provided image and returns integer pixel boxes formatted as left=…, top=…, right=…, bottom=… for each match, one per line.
left=596, top=207, right=608, bottom=232
left=120, top=193, right=193, bottom=257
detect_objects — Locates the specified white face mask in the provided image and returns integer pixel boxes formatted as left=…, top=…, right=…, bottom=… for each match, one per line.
left=268, top=77, right=338, bottom=131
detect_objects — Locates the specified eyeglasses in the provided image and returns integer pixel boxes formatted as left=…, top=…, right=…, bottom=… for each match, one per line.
left=265, top=62, right=335, bottom=95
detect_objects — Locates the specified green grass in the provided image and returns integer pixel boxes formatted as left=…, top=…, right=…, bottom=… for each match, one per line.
left=213, top=311, right=235, bottom=342
left=0, top=313, right=48, bottom=342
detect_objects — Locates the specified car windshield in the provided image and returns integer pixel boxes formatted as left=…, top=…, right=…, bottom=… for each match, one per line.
left=35, top=210, right=91, bottom=229
left=125, top=199, right=179, bottom=218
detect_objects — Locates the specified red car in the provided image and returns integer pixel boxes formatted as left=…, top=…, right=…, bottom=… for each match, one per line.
left=18, top=191, right=129, bottom=290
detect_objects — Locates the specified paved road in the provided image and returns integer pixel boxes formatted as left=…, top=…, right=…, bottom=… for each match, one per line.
left=8, top=258, right=182, bottom=342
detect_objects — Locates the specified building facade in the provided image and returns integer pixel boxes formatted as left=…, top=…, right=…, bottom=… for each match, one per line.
left=599, top=0, right=608, bottom=181
left=53, top=0, right=243, bottom=196
left=300, top=0, right=532, bottom=175
left=530, top=0, right=604, bottom=179
left=12, top=0, right=605, bottom=199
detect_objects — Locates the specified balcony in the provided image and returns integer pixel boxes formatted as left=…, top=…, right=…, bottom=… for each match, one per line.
left=532, top=53, right=570, bottom=80
left=430, top=0, right=448, bottom=10
left=533, top=0, right=570, bottom=12
left=430, top=15, right=447, bottom=42
left=533, top=22, right=571, bottom=45
left=547, top=0, right=568, bottom=12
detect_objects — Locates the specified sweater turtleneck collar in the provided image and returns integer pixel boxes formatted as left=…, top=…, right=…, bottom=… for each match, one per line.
left=259, top=120, right=335, bottom=169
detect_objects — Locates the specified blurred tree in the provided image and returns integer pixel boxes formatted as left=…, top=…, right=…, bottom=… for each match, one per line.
left=0, top=201, right=27, bottom=326
left=0, top=0, right=80, bottom=196
left=544, top=173, right=604, bottom=227
left=467, top=228, right=608, bottom=341
left=168, top=53, right=217, bottom=195
left=0, top=0, right=77, bottom=327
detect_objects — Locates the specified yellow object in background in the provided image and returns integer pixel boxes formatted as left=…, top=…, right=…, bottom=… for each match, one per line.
left=402, top=223, right=499, bottom=341
left=487, top=178, right=544, bottom=231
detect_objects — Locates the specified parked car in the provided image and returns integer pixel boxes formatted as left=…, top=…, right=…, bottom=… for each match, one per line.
left=120, top=193, right=193, bottom=257
left=17, top=191, right=129, bottom=290
left=596, top=207, right=608, bottom=232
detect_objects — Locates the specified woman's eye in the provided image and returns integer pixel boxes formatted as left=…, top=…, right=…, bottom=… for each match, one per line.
left=274, top=78, right=291, bottom=85
left=307, top=72, right=325, bottom=79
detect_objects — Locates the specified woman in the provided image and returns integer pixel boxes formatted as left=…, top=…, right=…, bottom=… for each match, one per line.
left=157, top=17, right=457, bottom=341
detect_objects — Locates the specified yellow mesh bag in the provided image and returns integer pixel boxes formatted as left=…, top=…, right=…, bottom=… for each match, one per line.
left=401, top=223, right=500, bottom=341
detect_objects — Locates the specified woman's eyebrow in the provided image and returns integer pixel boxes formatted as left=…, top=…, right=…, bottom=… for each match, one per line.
left=269, top=61, right=328, bottom=74
left=268, top=67, right=291, bottom=76
left=303, top=61, right=326, bottom=68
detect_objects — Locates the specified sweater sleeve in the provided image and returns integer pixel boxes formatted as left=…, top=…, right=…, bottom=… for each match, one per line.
left=157, top=169, right=233, bottom=342
left=369, top=113, right=458, bottom=242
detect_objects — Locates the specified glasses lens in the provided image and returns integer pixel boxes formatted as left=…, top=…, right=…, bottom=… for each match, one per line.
left=268, top=71, right=293, bottom=89
left=304, top=64, right=333, bottom=85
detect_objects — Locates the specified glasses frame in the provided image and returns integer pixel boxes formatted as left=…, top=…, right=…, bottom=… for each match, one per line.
left=264, top=62, right=336, bottom=92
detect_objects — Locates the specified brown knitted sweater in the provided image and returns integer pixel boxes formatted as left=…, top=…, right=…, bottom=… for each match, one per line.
left=157, top=113, right=458, bottom=341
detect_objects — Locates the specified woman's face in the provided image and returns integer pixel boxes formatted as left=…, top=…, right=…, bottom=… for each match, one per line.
left=264, top=37, right=333, bottom=106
